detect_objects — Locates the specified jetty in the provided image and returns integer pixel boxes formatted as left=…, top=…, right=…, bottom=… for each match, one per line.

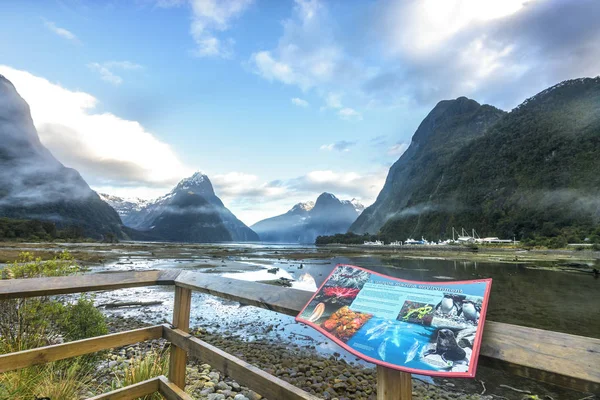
left=0, top=270, right=598, bottom=399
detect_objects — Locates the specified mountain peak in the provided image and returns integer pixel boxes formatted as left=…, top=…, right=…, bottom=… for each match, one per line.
left=173, top=172, right=214, bottom=196
left=289, top=201, right=315, bottom=214
left=342, top=198, right=365, bottom=214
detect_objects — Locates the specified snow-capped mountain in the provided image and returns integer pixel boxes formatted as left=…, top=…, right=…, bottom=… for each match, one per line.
left=98, top=194, right=151, bottom=219
left=251, top=193, right=364, bottom=243
left=115, top=172, right=258, bottom=243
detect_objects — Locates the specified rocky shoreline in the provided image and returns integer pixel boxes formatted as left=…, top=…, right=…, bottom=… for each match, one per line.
left=100, top=317, right=494, bottom=400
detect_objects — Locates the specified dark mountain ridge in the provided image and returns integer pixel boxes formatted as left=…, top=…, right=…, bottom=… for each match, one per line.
left=351, top=96, right=506, bottom=234
left=351, top=77, right=600, bottom=243
left=0, top=75, right=124, bottom=239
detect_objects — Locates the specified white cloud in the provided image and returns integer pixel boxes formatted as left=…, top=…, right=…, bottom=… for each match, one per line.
left=291, top=169, right=387, bottom=202
left=249, top=0, right=350, bottom=91
left=291, top=97, right=309, bottom=107
left=319, top=140, right=356, bottom=152
left=249, top=1, right=367, bottom=119
left=367, top=0, right=600, bottom=109
left=87, top=61, right=144, bottom=86
left=155, top=0, right=253, bottom=57
left=338, top=107, right=362, bottom=121
left=43, top=19, right=80, bottom=43
left=388, top=142, right=409, bottom=157
left=187, top=0, right=254, bottom=58
left=0, top=65, right=191, bottom=191
left=382, top=0, right=528, bottom=59
left=87, top=63, right=122, bottom=85
left=325, top=92, right=342, bottom=109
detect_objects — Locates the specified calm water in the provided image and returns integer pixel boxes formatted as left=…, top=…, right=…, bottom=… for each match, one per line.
left=94, top=243, right=599, bottom=339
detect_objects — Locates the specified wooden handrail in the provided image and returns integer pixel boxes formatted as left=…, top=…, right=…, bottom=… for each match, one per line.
left=0, top=270, right=598, bottom=394
left=0, top=269, right=180, bottom=300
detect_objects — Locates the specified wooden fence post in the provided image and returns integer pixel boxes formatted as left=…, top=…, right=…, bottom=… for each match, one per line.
left=169, top=286, right=192, bottom=389
left=377, top=366, right=412, bottom=400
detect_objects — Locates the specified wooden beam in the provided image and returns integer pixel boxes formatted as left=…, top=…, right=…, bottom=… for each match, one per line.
left=479, top=322, right=600, bottom=394
left=175, top=270, right=312, bottom=316
left=0, top=270, right=179, bottom=300
left=86, top=377, right=160, bottom=400
left=158, top=376, right=195, bottom=400
left=163, top=326, right=320, bottom=400
left=168, top=286, right=192, bottom=389
left=0, top=325, right=163, bottom=373
left=174, top=271, right=600, bottom=393
left=377, top=366, right=412, bottom=400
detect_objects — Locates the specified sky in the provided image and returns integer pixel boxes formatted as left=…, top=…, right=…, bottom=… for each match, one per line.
left=1, top=0, right=599, bottom=225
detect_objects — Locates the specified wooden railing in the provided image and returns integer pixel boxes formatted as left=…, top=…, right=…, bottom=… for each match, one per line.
left=0, top=269, right=598, bottom=399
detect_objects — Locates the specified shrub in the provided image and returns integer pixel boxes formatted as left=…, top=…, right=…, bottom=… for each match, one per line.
left=112, top=348, right=169, bottom=400
left=0, top=251, right=106, bottom=399
left=0, top=361, right=91, bottom=400
left=61, top=295, right=108, bottom=342
left=0, top=251, right=82, bottom=353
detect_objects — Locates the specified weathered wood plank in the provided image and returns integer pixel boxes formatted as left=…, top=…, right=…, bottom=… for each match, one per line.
left=168, top=286, right=192, bottom=389
left=175, top=270, right=312, bottom=316
left=86, top=377, right=160, bottom=400
left=0, top=270, right=178, bottom=300
left=0, top=325, right=163, bottom=373
left=158, top=375, right=195, bottom=400
left=163, top=326, right=320, bottom=400
left=377, top=366, right=412, bottom=400
left=479, top=321, right=600, bottom=394
left=175, top=271, right=600, bottom=392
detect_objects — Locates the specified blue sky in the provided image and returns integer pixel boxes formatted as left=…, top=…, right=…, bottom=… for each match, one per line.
left=1, top=0, right=599, bottom=224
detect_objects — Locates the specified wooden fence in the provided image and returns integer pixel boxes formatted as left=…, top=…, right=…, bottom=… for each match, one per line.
left=0, top=269, right=598, bottom=399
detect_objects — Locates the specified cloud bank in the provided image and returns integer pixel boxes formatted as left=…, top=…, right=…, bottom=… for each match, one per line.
left=0, top=66, right=191, bottom=192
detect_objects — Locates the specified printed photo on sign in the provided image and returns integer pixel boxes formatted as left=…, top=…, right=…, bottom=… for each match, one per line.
left=297, top=264, right=492, bottom=377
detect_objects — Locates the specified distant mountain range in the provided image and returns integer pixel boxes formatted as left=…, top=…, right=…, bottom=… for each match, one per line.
left=103, top=173, right=258, bottom=243
left=252, top=193, right=364, bottom=243
left=351, top=77, right=600, bottom=243
left=0, top=74, right=124, bottom=239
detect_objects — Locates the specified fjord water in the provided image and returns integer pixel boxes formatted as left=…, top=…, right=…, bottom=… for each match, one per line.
left=97, top=243, right=599, bottom=339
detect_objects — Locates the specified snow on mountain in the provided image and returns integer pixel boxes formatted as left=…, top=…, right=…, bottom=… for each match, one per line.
left=99, top=193, right=152, bottom=217
left=342, top=198, right=365, bottom=214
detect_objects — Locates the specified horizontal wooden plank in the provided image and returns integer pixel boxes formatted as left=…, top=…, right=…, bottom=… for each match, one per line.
left=163, top=326, right=320, bottom=400
left=175, top=271, right=600, bottom=392
left=175, top=270, right=312, bottom=316
left=158, top=375, right=195, bottom=400
left=0, top=325, right=163, bottom=373
left=86, top=377, right=160, bottom=400
left=0, top=270, right=179, bottom=300
left=480, top=321, right=600, bottom=394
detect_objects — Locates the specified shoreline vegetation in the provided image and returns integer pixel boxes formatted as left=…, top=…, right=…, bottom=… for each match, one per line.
left=0, top=240, right=598, bottom=267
